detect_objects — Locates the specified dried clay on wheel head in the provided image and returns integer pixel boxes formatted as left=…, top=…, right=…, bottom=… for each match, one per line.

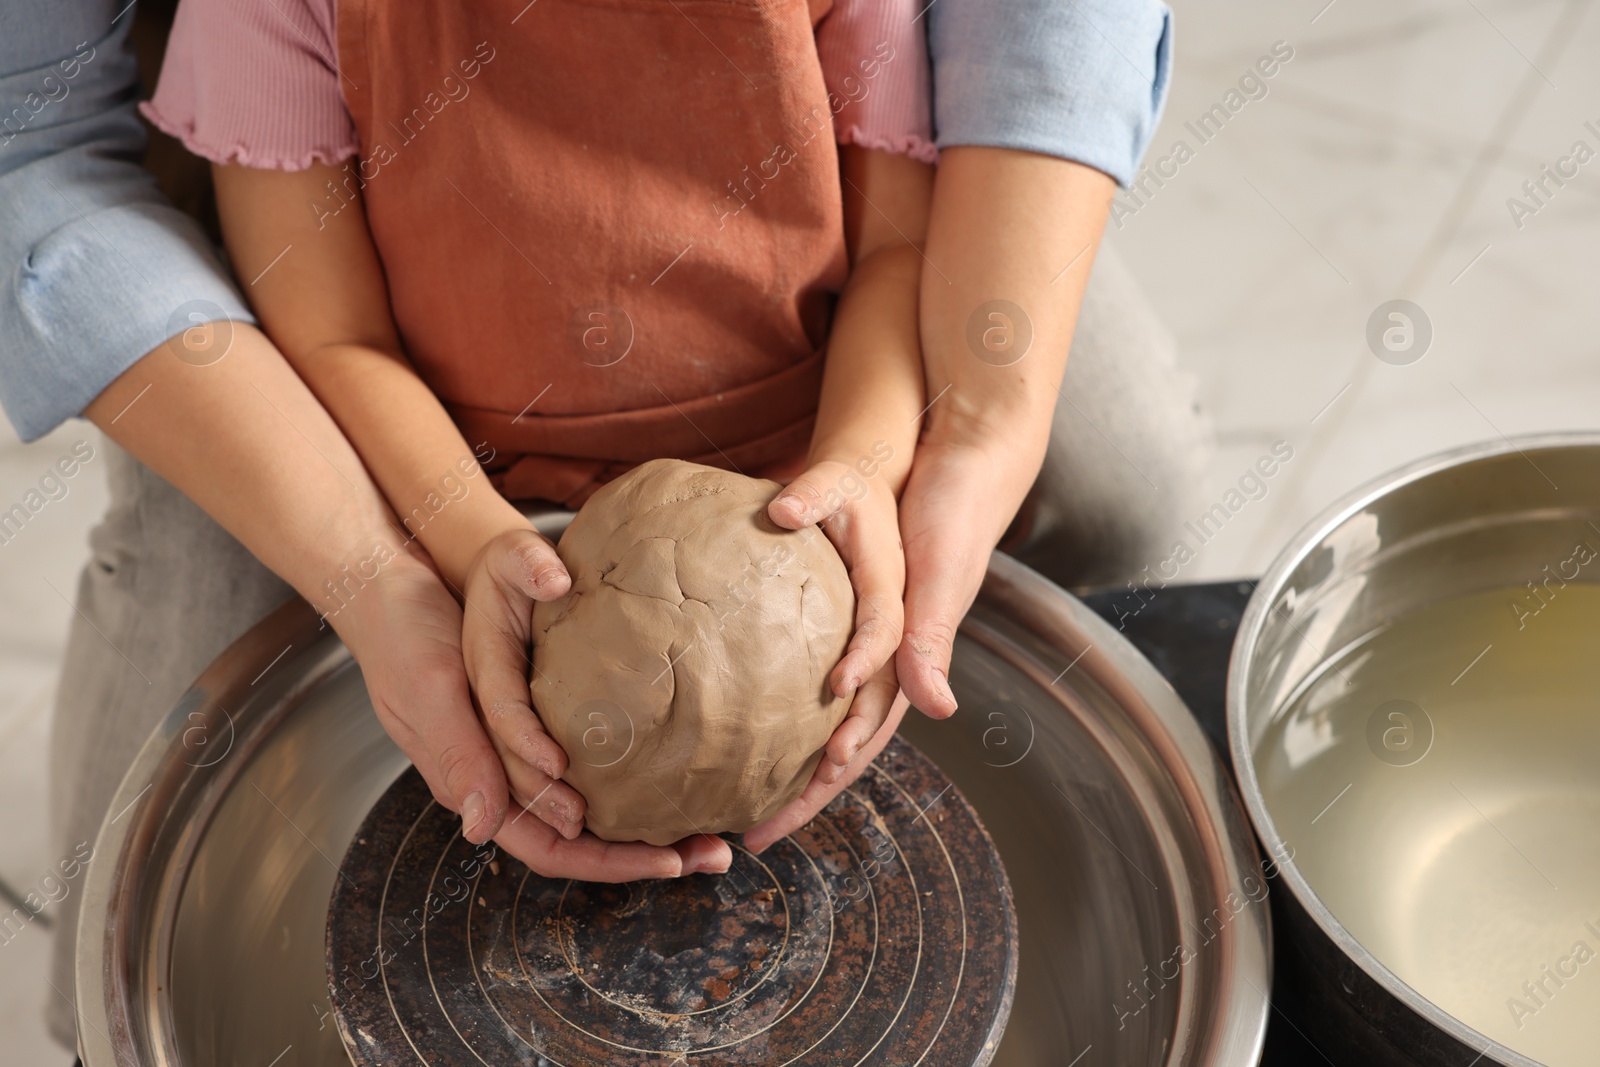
left=531, top=459, right=855, bottom=845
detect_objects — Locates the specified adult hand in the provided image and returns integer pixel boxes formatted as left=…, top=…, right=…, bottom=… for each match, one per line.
left=751, top=420, right=1050, bottom=856
left=895, top=148, right=1114, bottom=719
left=338, top=540, right=729, bottom=881
left=893, top=434, right=1038, bottom=719
left=332, top=547, right=511, bottom=842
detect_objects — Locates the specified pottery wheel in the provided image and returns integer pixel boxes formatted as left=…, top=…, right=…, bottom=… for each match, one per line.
left=326, top=736, right=1017, bottom=1066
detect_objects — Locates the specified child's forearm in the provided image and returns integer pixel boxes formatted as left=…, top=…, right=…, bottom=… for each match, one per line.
left=809, top=242, right=924, bottom=494
left=212, top=162, right=528, bottom=591
left=285, top=339, right=530, bottom=589
left=809, top=147, right=935, bottom=496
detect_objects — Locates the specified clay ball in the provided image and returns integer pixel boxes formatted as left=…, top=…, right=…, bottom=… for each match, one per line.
left=531, top=459, right=855, bottom=845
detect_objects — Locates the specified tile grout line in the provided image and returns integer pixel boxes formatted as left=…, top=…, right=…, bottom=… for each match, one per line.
left=1236, top=0, right=1590, bottom=569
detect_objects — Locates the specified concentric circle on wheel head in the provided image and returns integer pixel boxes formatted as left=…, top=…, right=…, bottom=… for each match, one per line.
left=327, top=736, right=1016, bottom=1066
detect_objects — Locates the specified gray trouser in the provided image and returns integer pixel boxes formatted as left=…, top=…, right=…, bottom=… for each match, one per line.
left=1007, top=245, right=1213, bottom=588
left=43, top=244, right=1210, bottom=1050
left=43, top=448, right=296, bottom=1049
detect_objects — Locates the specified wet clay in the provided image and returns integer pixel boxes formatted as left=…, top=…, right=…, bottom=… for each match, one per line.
left=531, top=459, right=855, bottom=845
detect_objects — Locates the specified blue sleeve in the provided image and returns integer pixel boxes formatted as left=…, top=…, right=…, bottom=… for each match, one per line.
left=925, top=0, right=1173, bottom=188
left=0, top=2, right=255, bottom=442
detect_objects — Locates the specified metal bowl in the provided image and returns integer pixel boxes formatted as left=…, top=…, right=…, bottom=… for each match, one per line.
left=77, top=542, right=1270, bottom=1066
left=1229, top=433, right=1600, bottom=1067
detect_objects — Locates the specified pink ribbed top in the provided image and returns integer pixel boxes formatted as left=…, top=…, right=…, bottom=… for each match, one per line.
left=143, top=0, right=935, bottom=170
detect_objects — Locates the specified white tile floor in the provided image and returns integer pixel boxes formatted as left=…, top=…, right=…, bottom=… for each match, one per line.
left=0, top=419, right=109, bottom=1065
left=1110, top=0, right=1600, bottom=581
left=3, top=0, right=1599, bottom=1059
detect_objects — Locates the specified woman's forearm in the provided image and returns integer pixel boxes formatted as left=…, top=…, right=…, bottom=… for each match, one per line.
left=83, top=321, right=573, bottom=860
left=893, top=149, right=1117, bottom=718
left=83, top=323, right=416, bottom=625
left=920, top=147, right=1116, bottom=457
left=278, top=337, right=530, bottom=591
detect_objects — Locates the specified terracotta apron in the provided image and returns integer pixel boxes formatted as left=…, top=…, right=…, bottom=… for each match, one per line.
left=336, top=0, right=848, bottom=505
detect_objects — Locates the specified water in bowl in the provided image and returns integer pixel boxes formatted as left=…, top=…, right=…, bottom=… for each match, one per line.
left=1255, top=582, right=1600, bottom=1066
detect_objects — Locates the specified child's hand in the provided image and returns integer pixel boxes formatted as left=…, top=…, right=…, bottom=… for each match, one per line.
left=460, top=526, right=735, bottom=879
left=742, top=687, right=910, bottom=855
left=766, top=459, right=906, bottom=784
left=459, top=527, right=580, bottom=835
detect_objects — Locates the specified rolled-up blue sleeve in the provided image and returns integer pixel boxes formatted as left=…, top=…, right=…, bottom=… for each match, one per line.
left=0, top=2, right=254, bottom=442
left=926, top=0, right=1172, bottom=187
